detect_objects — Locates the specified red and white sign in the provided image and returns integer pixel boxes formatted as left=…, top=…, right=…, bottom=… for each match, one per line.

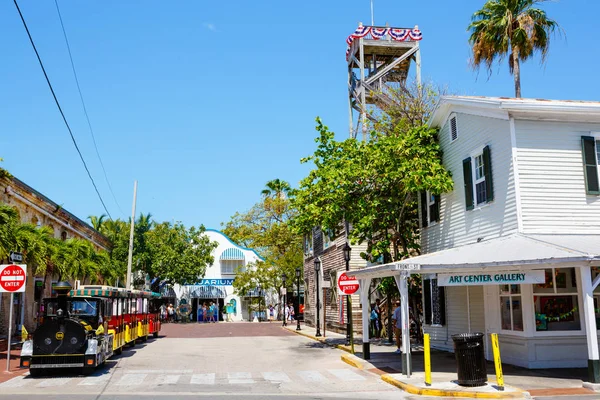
left=0, top=264, right=27, bottom=293
left=337, top=272, right=359, bottom=295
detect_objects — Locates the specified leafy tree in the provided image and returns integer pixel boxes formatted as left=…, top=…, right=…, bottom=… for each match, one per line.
left=144, top=222, right=217, bottom=286
left=88, top=214, right=107, bottom=231
left=468, top=0, right=562, bottom=98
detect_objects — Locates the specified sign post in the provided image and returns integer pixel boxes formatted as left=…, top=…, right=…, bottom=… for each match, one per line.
left=338, top=272, right=359, bottom=354
left=1, top=264, right=27, bottom=372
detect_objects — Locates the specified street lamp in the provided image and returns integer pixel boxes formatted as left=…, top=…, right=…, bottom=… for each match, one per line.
left=343, top=242, right=352, bottom=346
left=295, top=267, right=301, bottom=331
left=314, top=258, right=322, bottom=337
left=281, top=273, right=287, bottom=327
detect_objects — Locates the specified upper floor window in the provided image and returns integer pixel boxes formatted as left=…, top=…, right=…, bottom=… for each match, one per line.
left=303, top=232, right=313, bottom=256
left=420, top=192, right=440, bottom=227
left=220, top=260, right=241, bottom=275
left=463, top=145, right=494, bottom=210
left=61, top=231, right=68, bottom=241
left=582, top=136, right=600, bottom=195
left=323, top=228, right=334, bottom=249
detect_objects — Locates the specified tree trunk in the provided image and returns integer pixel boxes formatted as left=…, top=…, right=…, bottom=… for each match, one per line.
left=513, top=48, right=521, bottom=98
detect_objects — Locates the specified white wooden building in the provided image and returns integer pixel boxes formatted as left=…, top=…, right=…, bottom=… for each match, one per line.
left=352, top=97, right=600, bottom=383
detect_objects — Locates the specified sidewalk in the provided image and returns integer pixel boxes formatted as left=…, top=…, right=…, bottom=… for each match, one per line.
left=285, top=323, right=600, bottom=398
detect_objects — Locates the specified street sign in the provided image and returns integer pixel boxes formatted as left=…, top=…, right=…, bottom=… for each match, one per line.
left=9, top=251, right=23, bottom=263
left=337, top=272, right=359, bottom=295
left=0, top=264, right=27, bottom=293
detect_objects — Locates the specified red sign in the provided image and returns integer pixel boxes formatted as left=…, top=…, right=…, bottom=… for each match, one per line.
left=338, top=272, right=359, bottom=295
left=0, top=264, right=27, bottom=293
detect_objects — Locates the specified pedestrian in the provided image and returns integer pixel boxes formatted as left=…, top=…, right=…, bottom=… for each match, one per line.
left=202, top=303, right=208, bottom=323
left=197, top=304, right=203, bottom=323
left=209, top=302, right=216, bottom=323
left=288, top=303, right=295, bottom=321
left=392, top=300, right=402, bottom=353
left=160, top=303, right=167, bottom=323
left=167, top=304, right=174, bottom=323
left=370, top=304, right=379, bottom=338
left=268, top=305, right=274, bottom=322
left=375, top=298, right=382, bottom=339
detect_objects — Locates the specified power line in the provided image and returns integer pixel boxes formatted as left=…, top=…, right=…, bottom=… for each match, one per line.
left=12, top=0, right=113, bottom=220
left=54, top=0, right=125, bottom=218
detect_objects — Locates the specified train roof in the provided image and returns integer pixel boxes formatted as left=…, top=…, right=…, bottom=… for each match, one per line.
left=70, top=285, right=161, bottom=298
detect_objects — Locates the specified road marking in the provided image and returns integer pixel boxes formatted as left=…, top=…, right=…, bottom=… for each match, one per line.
left=125, top=369, right=192, bottom=374
left=0, top=375, right=29, bottom=387
left=297, top=370, right=327, bottom=382
left=78, top=374, right=111, bottom=386
left=155, top=374, right=180, bottom=385
left=190, top=373, right=215, bottom=385
left=228, top=372, right=254, bottom=384
left=262, top=371, right=291, bottom=383
left=116, top=373, right=146, bottom=386
left=36, top=377, right=72, bottom=387
left=327, top=369, right=366, bottom=381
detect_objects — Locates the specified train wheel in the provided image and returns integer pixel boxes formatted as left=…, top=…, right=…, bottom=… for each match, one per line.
left=153, top=331, right=158, bottom=338
left=141, top=335, right=148, bottom=342
left=29, top=368, right=43, bottom=378
left=129, top=340, right=136, bottom=348
left=114, top=346, right=123, bottom=355
left=82, top=367, right=95, bottom=376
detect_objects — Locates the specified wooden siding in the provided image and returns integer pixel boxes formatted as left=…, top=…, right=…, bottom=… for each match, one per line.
left=515, top=119, right=600, bottom=234
left=421, top=113, right=518, bottom=253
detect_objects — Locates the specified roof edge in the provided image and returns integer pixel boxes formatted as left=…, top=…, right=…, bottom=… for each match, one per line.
left=205, top=228, right=265, bottom=261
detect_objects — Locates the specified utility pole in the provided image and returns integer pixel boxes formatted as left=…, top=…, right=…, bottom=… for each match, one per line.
left=126, top=180, right=138, bottom=289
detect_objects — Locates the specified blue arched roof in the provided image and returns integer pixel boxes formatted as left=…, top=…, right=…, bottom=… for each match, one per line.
left=205, top=229, right=265, bottom=261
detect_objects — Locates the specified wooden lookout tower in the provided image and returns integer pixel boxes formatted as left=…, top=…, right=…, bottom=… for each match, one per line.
left=346, top=23, right=422, bottom=139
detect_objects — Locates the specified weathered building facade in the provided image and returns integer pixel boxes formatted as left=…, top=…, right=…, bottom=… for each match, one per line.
left=0, top=174, right=110, bottom=336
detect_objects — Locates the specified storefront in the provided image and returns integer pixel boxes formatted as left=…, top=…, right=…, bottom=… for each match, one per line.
left=351, top=233, right=600, bottom=383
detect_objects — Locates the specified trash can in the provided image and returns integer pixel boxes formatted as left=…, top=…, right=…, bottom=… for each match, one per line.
left=451, top=332, right=487, bottom=386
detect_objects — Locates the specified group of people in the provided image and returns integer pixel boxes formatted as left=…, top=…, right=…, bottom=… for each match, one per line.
left=264, top=303, right=297, bottom=322
left=160, top=303, right=176, bottom=323
left=370, top=299, right=404, bottom=353
left=197, top=302, right=219, bottom=323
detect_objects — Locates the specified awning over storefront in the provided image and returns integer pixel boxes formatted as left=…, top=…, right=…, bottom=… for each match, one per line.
left=220, top=247, right=245, bottom=260
left=352, top=233, right=600, bottom=280
left=188, top=285, right=227, bottom=299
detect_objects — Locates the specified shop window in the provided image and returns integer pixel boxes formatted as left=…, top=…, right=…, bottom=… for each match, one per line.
left=423, top=279, right=446, bottom=326
left=533, top=268, right=580, bottom=331
left=500, top=285, right=523, bottom=331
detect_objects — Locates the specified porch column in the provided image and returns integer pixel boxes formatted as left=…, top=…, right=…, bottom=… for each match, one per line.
left=360, top=278, right=371, bottom=359
left=394, top=272, right=411, bottom=377
left=581, top=265, right=600, bottom=383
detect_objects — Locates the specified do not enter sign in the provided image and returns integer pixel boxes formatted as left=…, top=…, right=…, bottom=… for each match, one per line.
left=0, top=264, right=27, bottom=293
left=337, top=272, right=359, bottom=295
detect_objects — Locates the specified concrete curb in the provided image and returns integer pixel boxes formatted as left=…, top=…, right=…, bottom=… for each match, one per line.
left=341, top=353, right=366, bottom=370
left=283, top=327, right=353, bottom=354
left=380, top=374, right=530, bottom=399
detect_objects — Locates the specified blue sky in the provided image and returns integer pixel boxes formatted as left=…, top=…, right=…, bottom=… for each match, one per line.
left=1, top=0, right=598, bottom=230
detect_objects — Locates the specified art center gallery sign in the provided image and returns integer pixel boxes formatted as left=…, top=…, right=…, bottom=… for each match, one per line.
left=437, top=270, right=545, bottom=286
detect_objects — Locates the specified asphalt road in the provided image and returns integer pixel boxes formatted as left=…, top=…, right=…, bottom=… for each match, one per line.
left=0, top=322, right=405, bottom=400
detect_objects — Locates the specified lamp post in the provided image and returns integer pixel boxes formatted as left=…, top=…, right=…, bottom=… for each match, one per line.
left=281, top=273, right=287, bottom=327
left=342, top=242, right=353, bottom=348
left=295, top=267, right=302, bottom=331
left=314, top=258, right=322, bottom=337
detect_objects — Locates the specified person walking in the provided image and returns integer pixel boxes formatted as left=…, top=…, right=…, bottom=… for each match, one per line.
left=202, top=303, right=208, bottom=323
left=392, top=300, right=402, bottom=353
left=209, top=302, right=216, bottom=323
left=268, top=305, right=274, bottom=322
left=167, top=304, right=174, bottom=323
left=288, top=303, right=295, bottom=321
left=374, top=298, right=382, bottom=339
left=370, top=304, right=379, bottom=339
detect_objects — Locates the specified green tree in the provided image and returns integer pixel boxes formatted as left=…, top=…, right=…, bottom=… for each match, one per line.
left=468, top=0, right=561, bottom=98
left=88, top=214, right=107, bottom=231
left=144, top=222, right=217, bottom=285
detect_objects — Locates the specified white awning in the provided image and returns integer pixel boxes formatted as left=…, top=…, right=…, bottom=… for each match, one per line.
left=351, top=233, right=600, bottom=280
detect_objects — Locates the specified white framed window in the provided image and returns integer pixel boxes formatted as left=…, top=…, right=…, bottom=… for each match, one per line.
left=582, top=134, right=600, bottom=195
left=322, top=228, right=334, bottom=249
left=220, top=260, right=242, bottom=275
left=499, top=285, right=523, bottom=331
left=533, top=268, right=580, bottom=332
left=449, top=114, right=458, bottom=142
left=462, top=145, right=494, bottom=210
left=420, top=192, right=440, bottom=227
left=303, top=232, right=313, bottom=255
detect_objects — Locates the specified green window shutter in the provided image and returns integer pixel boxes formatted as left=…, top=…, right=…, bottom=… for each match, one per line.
left=420, top=191, right=428, bottom=228
left=462, top=157, right=474, bottom=210
left=582, top=136, right=600, bottom=195
left=423, top=279, right=432, bottom=325
left=483, top=145, right=494, bottom=202
left=433, top=195, right=441, bottom=222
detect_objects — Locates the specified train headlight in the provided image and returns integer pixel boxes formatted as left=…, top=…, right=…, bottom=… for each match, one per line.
left=44, top=338, right=52, bottom=345
left=20, top=340, right=33, bottom=357
left=70, top=337, right=78, bottom=345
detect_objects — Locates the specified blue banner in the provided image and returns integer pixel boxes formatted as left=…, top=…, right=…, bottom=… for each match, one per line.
left=196, top=279, right=234, bottom=286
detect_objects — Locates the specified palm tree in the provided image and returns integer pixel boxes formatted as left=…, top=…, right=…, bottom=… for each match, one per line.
left=0, top=204, right=19, bottom=260
left=468, top=0, right=561, bottom=98
left=88, top=214, right=107, bottom=232
left=261, top=179, right=291, bottom=199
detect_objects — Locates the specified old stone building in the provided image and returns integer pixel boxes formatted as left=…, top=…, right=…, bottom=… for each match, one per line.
left=0, top=174, right=110, bottom=336
left=302, top=226, right=368, bottom=335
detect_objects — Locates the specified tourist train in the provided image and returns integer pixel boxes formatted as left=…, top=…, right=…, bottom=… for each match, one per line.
left=19, top=282, right=161, bottom=376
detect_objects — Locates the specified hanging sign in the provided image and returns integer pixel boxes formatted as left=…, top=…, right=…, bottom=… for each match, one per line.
left=437, top=270, right=546, bottom=287
left=196, top=279, right=234, bottom=286
left=0, top=264, right=27, bottom=293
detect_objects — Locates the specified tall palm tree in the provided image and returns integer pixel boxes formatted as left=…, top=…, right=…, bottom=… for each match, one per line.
left=0, top=204, right=19, bottom=260
left=468, top=0, right=561, bottom=98
left=261, top=179, right=291, bottom=199
left=88, top=214, right=107, bottom=232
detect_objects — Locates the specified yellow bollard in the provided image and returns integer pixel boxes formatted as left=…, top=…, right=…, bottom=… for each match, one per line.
left=491, top=333, right=504, bottom=391
left=424, top=333, right=432, bottom=386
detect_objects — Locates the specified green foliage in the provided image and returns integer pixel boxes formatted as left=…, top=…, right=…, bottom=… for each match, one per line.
left=468, top=0, right=562, bottom=97
left=223, top=179, right=303, bottom=294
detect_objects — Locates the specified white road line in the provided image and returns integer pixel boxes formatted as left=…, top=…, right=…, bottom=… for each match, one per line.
left=116, top=373, right=146, bottom=386
left=155, top=374, right=180, bottom=385
left=78, top=374, right=111, bottom=386
left=262, top=371, right=291, bottom=383
left=125, top=369, right=192, bottom=374
left=297, top=370, right=327, bottom=382
left=228, top=372, right=254, bottom=384
left=36, top=377, right=72, bottom=387
left=190, top=373, right=215, bottom=385
left=327, top=369, right=366, bottom=381
left=0, top=375, right=30, bottom=387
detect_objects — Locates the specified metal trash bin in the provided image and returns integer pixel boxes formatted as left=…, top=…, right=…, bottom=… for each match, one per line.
left=451, top=332, right=487, bottom=386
